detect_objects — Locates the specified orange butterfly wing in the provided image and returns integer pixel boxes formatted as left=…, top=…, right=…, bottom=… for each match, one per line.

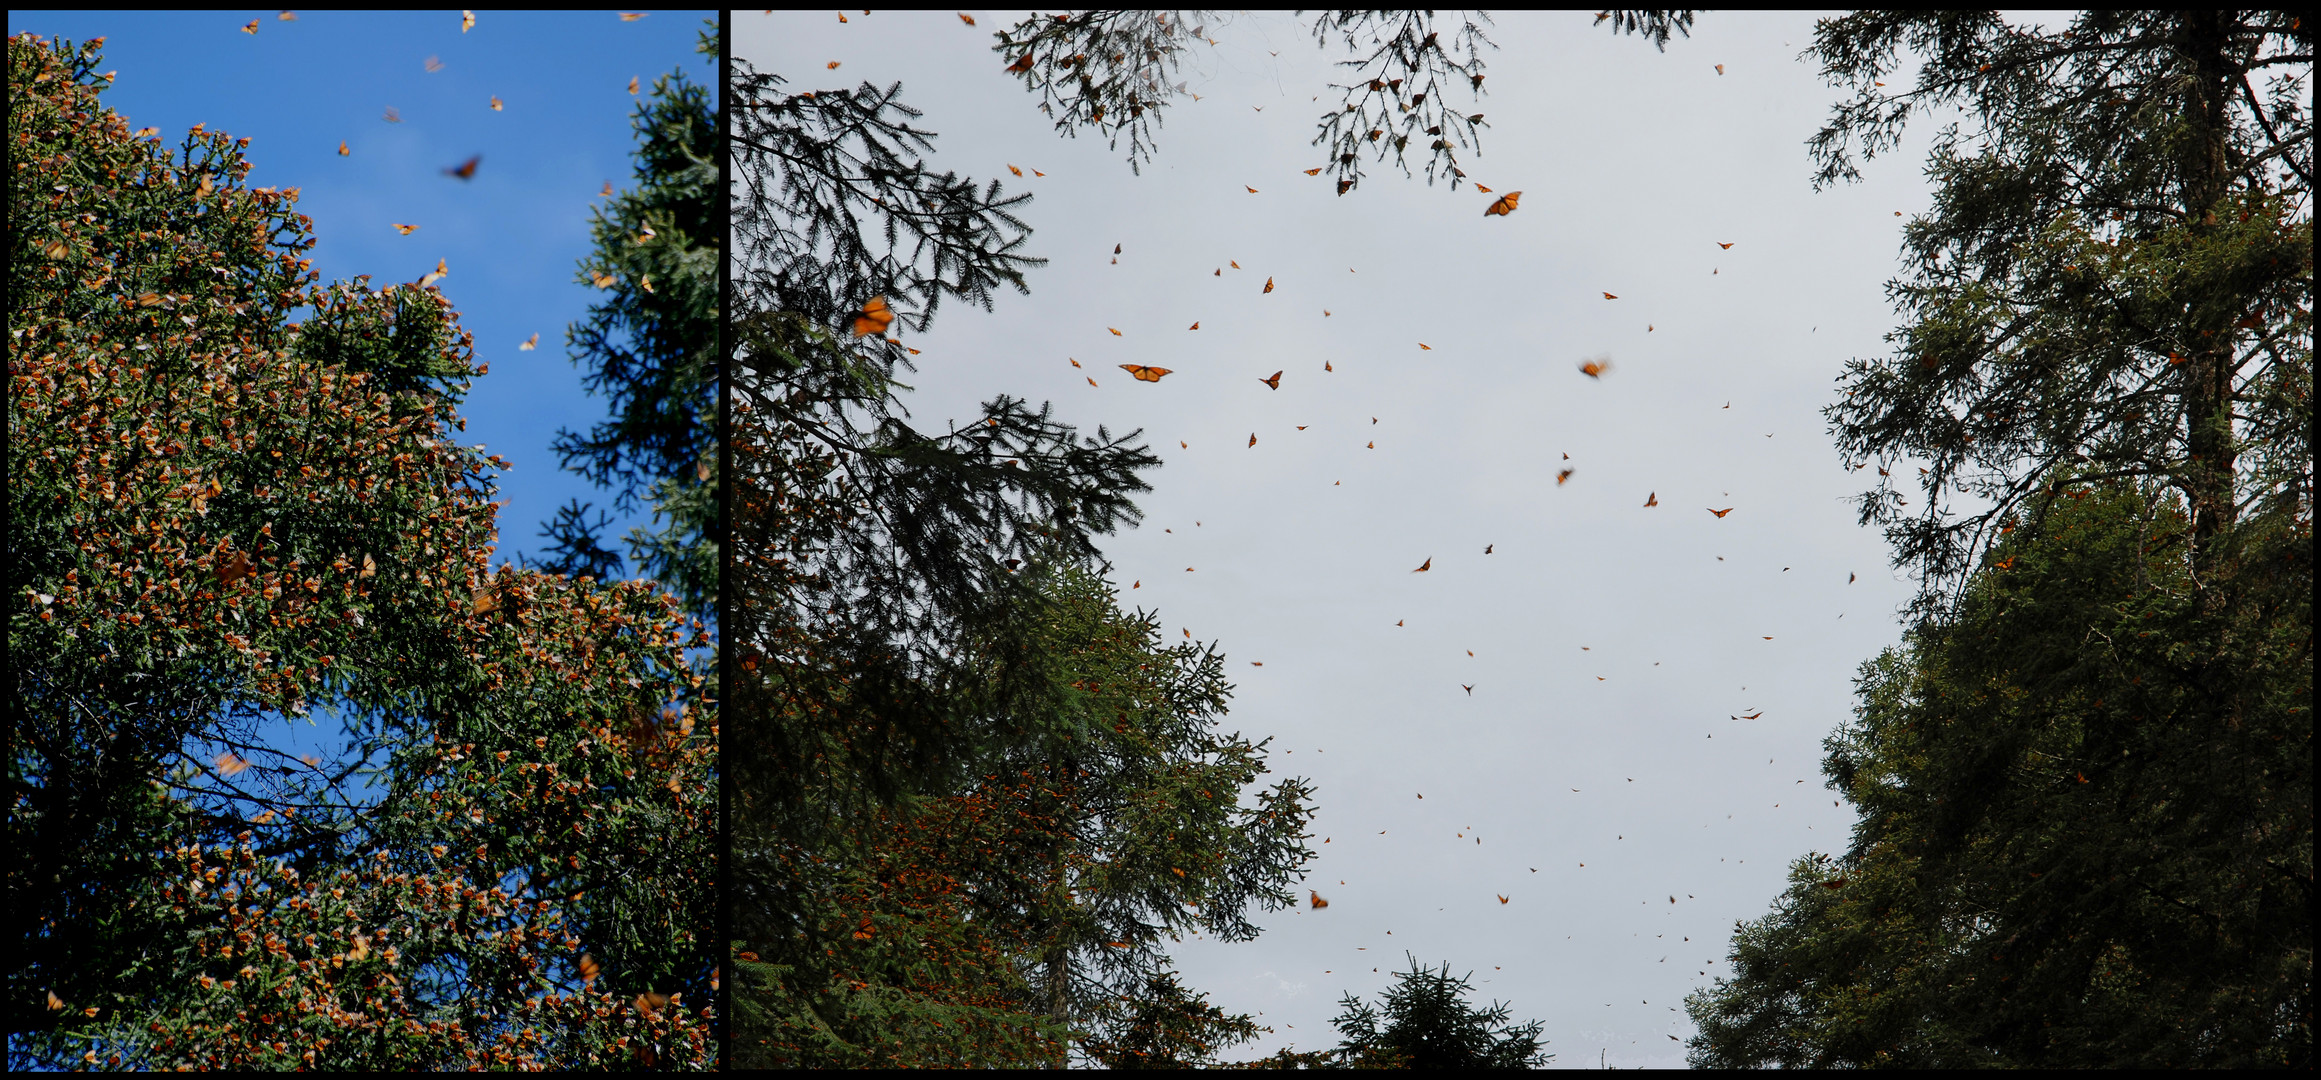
left=1708, top=507, right=1733, bottom=517
left=1310, top=890, right=1329, bottom=909
left=1118, top=365, right=1172, bottom=383
left=1260, top=370, right=1282, bottom=389
left=852, top=296, right=895, bottom=337
left=1263, top=276, right=1274, bottom=293
left=1483, top=191, right=1520, bottom=216
left=444, top=154, right=481, bottom=179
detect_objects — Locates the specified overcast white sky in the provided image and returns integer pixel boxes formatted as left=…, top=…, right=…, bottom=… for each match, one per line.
left=739, top=10, right=1949, bottom=1067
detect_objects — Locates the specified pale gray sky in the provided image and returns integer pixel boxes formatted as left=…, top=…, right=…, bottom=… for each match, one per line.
left=739, top=10, right=1945, bottom=1067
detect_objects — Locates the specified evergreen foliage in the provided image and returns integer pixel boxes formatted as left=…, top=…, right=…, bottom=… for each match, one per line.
left=991, top=9, right=1693, bottom=193
left=1235, top=952, right=1551, bottom=1068
left=539, top=24, right=720, bottom=619
left=7, top=34, right=714, bottom=1069
left=1686, top=478, right=2310, bottom=1067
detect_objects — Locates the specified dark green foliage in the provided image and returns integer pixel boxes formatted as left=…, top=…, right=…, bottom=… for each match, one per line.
left=1810, top=11, right=2312, bottom=608
left=1078, top=965, right=1263, bottom=1068
left=1321, top=952, right=1551, bottom=1068
left=991, top=10, right=1693, bottom=193
left=542, top=41, right=719, bottom=616
left=1686, top=479, right=2312, bottom=1067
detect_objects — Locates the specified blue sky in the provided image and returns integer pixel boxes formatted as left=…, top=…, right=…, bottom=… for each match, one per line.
left=7, top=8, right=716, bottom=571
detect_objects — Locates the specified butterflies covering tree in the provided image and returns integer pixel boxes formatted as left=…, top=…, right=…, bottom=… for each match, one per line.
left=540, top=19, right=721, bottom=620
left=1686, top=476, right=2310, bottom=1067
left=1811, top=10, right=2312, bottom=615
left=7, top=34, right=714, bottom=1069
left=989, top=9, right=1695, bottom=194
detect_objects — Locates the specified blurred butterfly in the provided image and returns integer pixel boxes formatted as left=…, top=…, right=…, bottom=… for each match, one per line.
left=1251, top=661, right=1263, bottom=666
left=1119, top=365, right=1172, bottom=382
left=1033, top=168, right=1045, bottom=176
left=826, top=61, right=840, bottom=69
left=618, top=12, right=647, bottom=21
left=1644, top=491, right=1658, bottom=507
left=1230, top=260, right=1240, bottom=269
left=1708, top=507, right=1733, bottom=517
left=425, top=55, right=444, bottom=73
left=1304, top=167, right=1322, bottom=175
left=1476, top=184, right=1494, bottom=193
left=629, top=76, right=641, bottom=92
left=1716, top=63, right=1725, bottom=75
left=1248, top=433, right=1258, bottom=448
left=241, top=18, right=259, bottom=33
left=852, top=297, right=895, bottom=337
left=1412, top=557, right=1431, bottom=572
left=1419, top=343, right=1431, bottom=350
left=1485, top=544, right=1494, bottom=553
left=1556, top=468, right=1574, bottom=485
left=590, top=270, right=617, bottom=289
left=1821, top=879, right=1847, bottom=890
left=1260, top=370, right=1282, bottom=390
left=957, top=12, right=975, bottom=24
left=1309, top=890, right=1329, bottom=909
left=1718, top=241, right=1734, bottom=249
left=337, top=140, right=349, bottom=156
left=1246, top=185, right=1260, bottom=193
left=278, top=11, right=297, bottom=20
left=392, top=223, right=418, bottom=235
left=640, top=274, right=654, bottom=293
left=1263, top=276, right=1274, bottom=293
left=1464, top=685, right=1474, bottom=695
left=1578, top=356, right=1610, bottom=378
left=1484, top=190, right=1520, bottom=216
left=418, top=258, right=448, bottom=288
left=1498, top=894, right=1509, bottom=904
left=1324, top=360, right=1333, bottom=371
left=1324, top=309, right=1332, bottom=316
left=1602, top=291, right=1619, bottom=299
left=1188, top=321, right=1199, bottom=330
left=577, top=954, right=601, bottom=985
left=600, top=181, right=614, bottom=197
left=1008, top=164, right=1022, bottom=176
left=443, top=155, right=480, bottom=180
left=461, top=9, right=475, bottom=31
left=1007, top=52, right=1033, bottom=73
left=489, top=95, right=503, bottom=111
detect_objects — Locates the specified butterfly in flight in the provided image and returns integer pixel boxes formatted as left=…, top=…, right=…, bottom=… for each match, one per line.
left=1324, top=360, right=1333, bottom=371
left=462, top=10, right=475, bottom=32
left=1578, top=356, right=1611, bottom=378
left=425, top=55, right=445, bottom=73
left=1263, top=276, right=1275, bottom=293
left=1248, top=433, right=1258, bottom=448
left=1463, top=684, right=1474, bottom=696
left=1476, top=184, right=1494, bottom=193
left=852, top=296, right=895, bottom=338
left=1310, top=890, right=1329, bottom=909
left=1007, top=51, right=1033, bottom=73
left=1108, top=327, right=1122, bottom=336
left=1602, top=291, right=1619, bottom=299
left=1498, top=894, right=1509, bottom=904
left=1007, top=164, right=1022, bottom=176
left=1484, top=190, right=1521, bottom=216
left=1716, top=63, right=1726, bottom=74
left=1419, top=343, right=1432, bottom=350
left=1556, top=468, right=1574, bottom=485
left=617, top=11, right=648, bottom=20
left=1246, top=185, right=1259, bottom=194
left=1119, top=365, right=1172, bottom=383
left=383, top=106, right=402, bottom=123
left=1260, top=370, right=1282, bottom=390
left=391, top=223, right=419, bottom=235
left=957, top=12, right=976, bottom=25
left=1644, top=492, right=1659, bottom=507
left=443, top=154, right=480, bottom=180
left=1230, top=260, right=1241, bottom=269
left=1719, top=241, right=1735, bottom=249
left=489, top=95, right=503, bottom=111
left=338, top=141, right=349, bottom=156
left=1412, top=557, right=1431, bottom=572
left=1305, top=167, right=1322, bottom=175
left=1484, top=544, right=1493, bottom=553
left=519, top=333, right=539, bottom=351
left=1708, top=507, right=1734, bottom=518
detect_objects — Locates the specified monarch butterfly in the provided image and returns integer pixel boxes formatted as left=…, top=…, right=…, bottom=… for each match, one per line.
left=1260, top=370, right=1281, bottom=389
left=825, top=61, right=840, bottom=70
left=1644, top=491, right=1658, bottom=507
left=1412, top=557, right=1431, bottom=572
left=1476, top=184, right=1494, bottom=193
left=1718, top=241, right=1734, bottom=249
left=1108, top=327, right=1122, bottom=336
left=520, top=333, right=539, bottom=350
left=1737, top=711, right=1761, bottom=720
left=1304, top=167, right=1322, bottom=175
left=1708, top=507, right=1734, bottom=518
left=1484, top=544, right=1493, bottom=553
left=425, top=55, right=445, bottom=73
left=489, top=95, right=503, bottom=111
left=214, top=751, right=248, bottom=776
left=852, top=296, right=894, bottom=338
left=1188, top=321, right=1199, bottom=330
left=1230, top=260, right=1240, bottom=269
left=957, top=12, right=975, bottom=25
left=338, top=141, right=349, bottom=155
left=1578, top=356, right=1610, bottom=378
left=391, top=223, right=419, bottom=235
left=1007, top=164, right=1022, bottom=176
left=1498, top=894, right=1509, bottom=904
left=600, top=181, right=614, bottom=197
left=1602, top=291, right=1619, bottom=299
left=1263, top=276, right=1274, bottom=293
left=361, top=553, right=377, bottom=577
left=1484, top=191, right=1520, bottom=216
left=1556, top=468, right=1574, bottom=485
left=241, top=18, right=259, bottom=33
left=462, top=10, right=475, bottom=32
left=1248, top=433, right=1258, bottom=448
left=216, top=551, right=253, bottom=584
left=1310, top=890, right=1329, bottom=909
left=590, top=270, right=617, bottom=289
left=1464, top=684, right=1474, bottom=695
left=1119, top=365, right=1171, bottom=382
left=383, top=107, right=401, bottom=123
left=1008, top=52, right=1034, bottom=73
left=634, top=992, right=670, bottom=1016
left=1324, top=360, right=1333, bottom=371
left=628, top=77, right=641, bottom=93
left=1246, top=185, right=1259, bottom=194
left=618, top=12, right=647, bottom=21
left=1716, top=63, right=1725, bottom=75
left=1418, top=343, right=1431, bottom=350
